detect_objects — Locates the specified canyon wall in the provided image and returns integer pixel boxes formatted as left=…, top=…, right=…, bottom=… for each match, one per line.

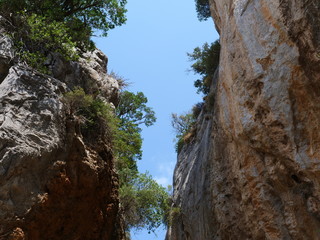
left=0, top=30, right=124, bottom=239
left=167, top=0, right=320, bottom=239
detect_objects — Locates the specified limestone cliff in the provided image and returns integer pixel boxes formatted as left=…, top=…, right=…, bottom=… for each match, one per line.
left=0, top=27, right=124, bottom=239
left=167, top=0, right=320, bottom=239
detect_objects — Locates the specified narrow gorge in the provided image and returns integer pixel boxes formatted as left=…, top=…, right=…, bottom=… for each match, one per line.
left=0, top=0, right=319, bottom=239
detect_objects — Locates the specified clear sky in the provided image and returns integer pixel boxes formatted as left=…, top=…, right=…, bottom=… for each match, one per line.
left=94, top=0, right=219, bottom=239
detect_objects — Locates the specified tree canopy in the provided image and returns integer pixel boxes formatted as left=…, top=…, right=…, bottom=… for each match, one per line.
left=0, top=0, right=128, bottom=71
left=116, top=91, right=156, bottom=128
left=195, top=0, right=211, bottom=21
left=112, top=91, right=171, bottom=235
left=0, top=0, right=127, bottom=36
left=115, top=91, right=156, bottom=173
left=120, top=172, right=169, bottom=233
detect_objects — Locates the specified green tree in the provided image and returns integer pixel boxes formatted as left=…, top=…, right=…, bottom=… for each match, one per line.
left=112, top=90, right=171, bottom=235
left=0, top=0, right=128, bottom=70
left=114, top=91, right=156, bottom=174
left=116, top=91, right=156, bottom=127
left=188, top=40, right=220, bottom=95
left=195, top=0, right=211, bottom=21
left=14, top=13, right=79, bottom=72
left=120, top=172, right=170, bottom=233
left=0, top=0, right=127, bottom=36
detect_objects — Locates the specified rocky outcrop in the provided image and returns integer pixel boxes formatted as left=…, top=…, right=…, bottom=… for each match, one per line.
left=46, top=49, right=120, bottom=106
left=0, top=34, right=13, bottom=83
left=0, top=31, right=124, bottom=239
left=167, top=0, right=320, bottom=239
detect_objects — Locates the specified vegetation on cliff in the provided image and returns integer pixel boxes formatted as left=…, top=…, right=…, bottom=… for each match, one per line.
left=0, top=0, right=127, bottom=71
left=0, top=0, right=127, bottom=36
left=172, top=39, right=220, bottom=153
left=195, top=0, right=211, bottom=21
left=171, top=0, right=221, bottom=154
left=64, top=87, right=171, bottom=236
left=188, top=40, right=220, bottom=95
left=171, top=103, right=203, bottom=153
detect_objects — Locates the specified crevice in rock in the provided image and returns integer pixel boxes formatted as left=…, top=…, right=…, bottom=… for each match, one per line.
left=0, top=60, right=11, bottom=84
left=291, top=174, right=301, bottom=184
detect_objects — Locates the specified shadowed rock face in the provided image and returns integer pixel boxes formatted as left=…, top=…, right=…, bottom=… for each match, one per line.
left=167, top=0, right=320, bottom=239
left=0, top=32, right=124, bottom=239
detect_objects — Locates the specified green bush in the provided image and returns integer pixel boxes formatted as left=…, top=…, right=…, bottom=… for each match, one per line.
left=192, top=102, right=204, bottom=119
left=11, top=13, right=79, bottom=73
left=176, top=137, right=185, bottom=154
left=171, top=112, right=196, bottom=153
left=188, top=40, right=220, bottom=95
left=63, top=87, right=118, bottom=139
left=26, top=14, right=79, bottom=60
left=164, top=205, right=181, bottom=227
left=171, top=102, right=206, bottom=153
left=171, top=113, right=195, bottom=137
left=18, top=51, right=48, bottom=73
left=0, top=0, right=128, bottom=71
left=63, top=87, right=93, bottom=114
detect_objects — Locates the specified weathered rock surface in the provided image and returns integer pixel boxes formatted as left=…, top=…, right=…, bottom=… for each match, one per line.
left=46, top=49, right=120, bottom=106
left=167, top=0, right=320, bottom=239
left=0, top=33, right=13, bottom=83
left=0, top=32, right=124, bottom=239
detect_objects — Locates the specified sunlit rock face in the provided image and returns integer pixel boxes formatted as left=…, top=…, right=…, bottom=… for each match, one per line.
left=0, top=30, right=124, bottom=239
left=167, top=0, right=320, bottom=239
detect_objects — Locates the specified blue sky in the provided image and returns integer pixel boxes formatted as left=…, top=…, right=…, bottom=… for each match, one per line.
left=94, top=0, right=219, bottom=239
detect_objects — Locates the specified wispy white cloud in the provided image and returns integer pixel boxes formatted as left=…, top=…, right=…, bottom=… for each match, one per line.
left=157, top=160, right=175, bottom=175
left=154, top=160, right=176, bottom=187
left=155, top=176, right=170, bottom=187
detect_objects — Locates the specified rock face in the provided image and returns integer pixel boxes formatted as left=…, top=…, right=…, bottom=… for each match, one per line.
left=167, top=0, right=320, bottom=239
left=0, top=32, right=124, bottom=239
